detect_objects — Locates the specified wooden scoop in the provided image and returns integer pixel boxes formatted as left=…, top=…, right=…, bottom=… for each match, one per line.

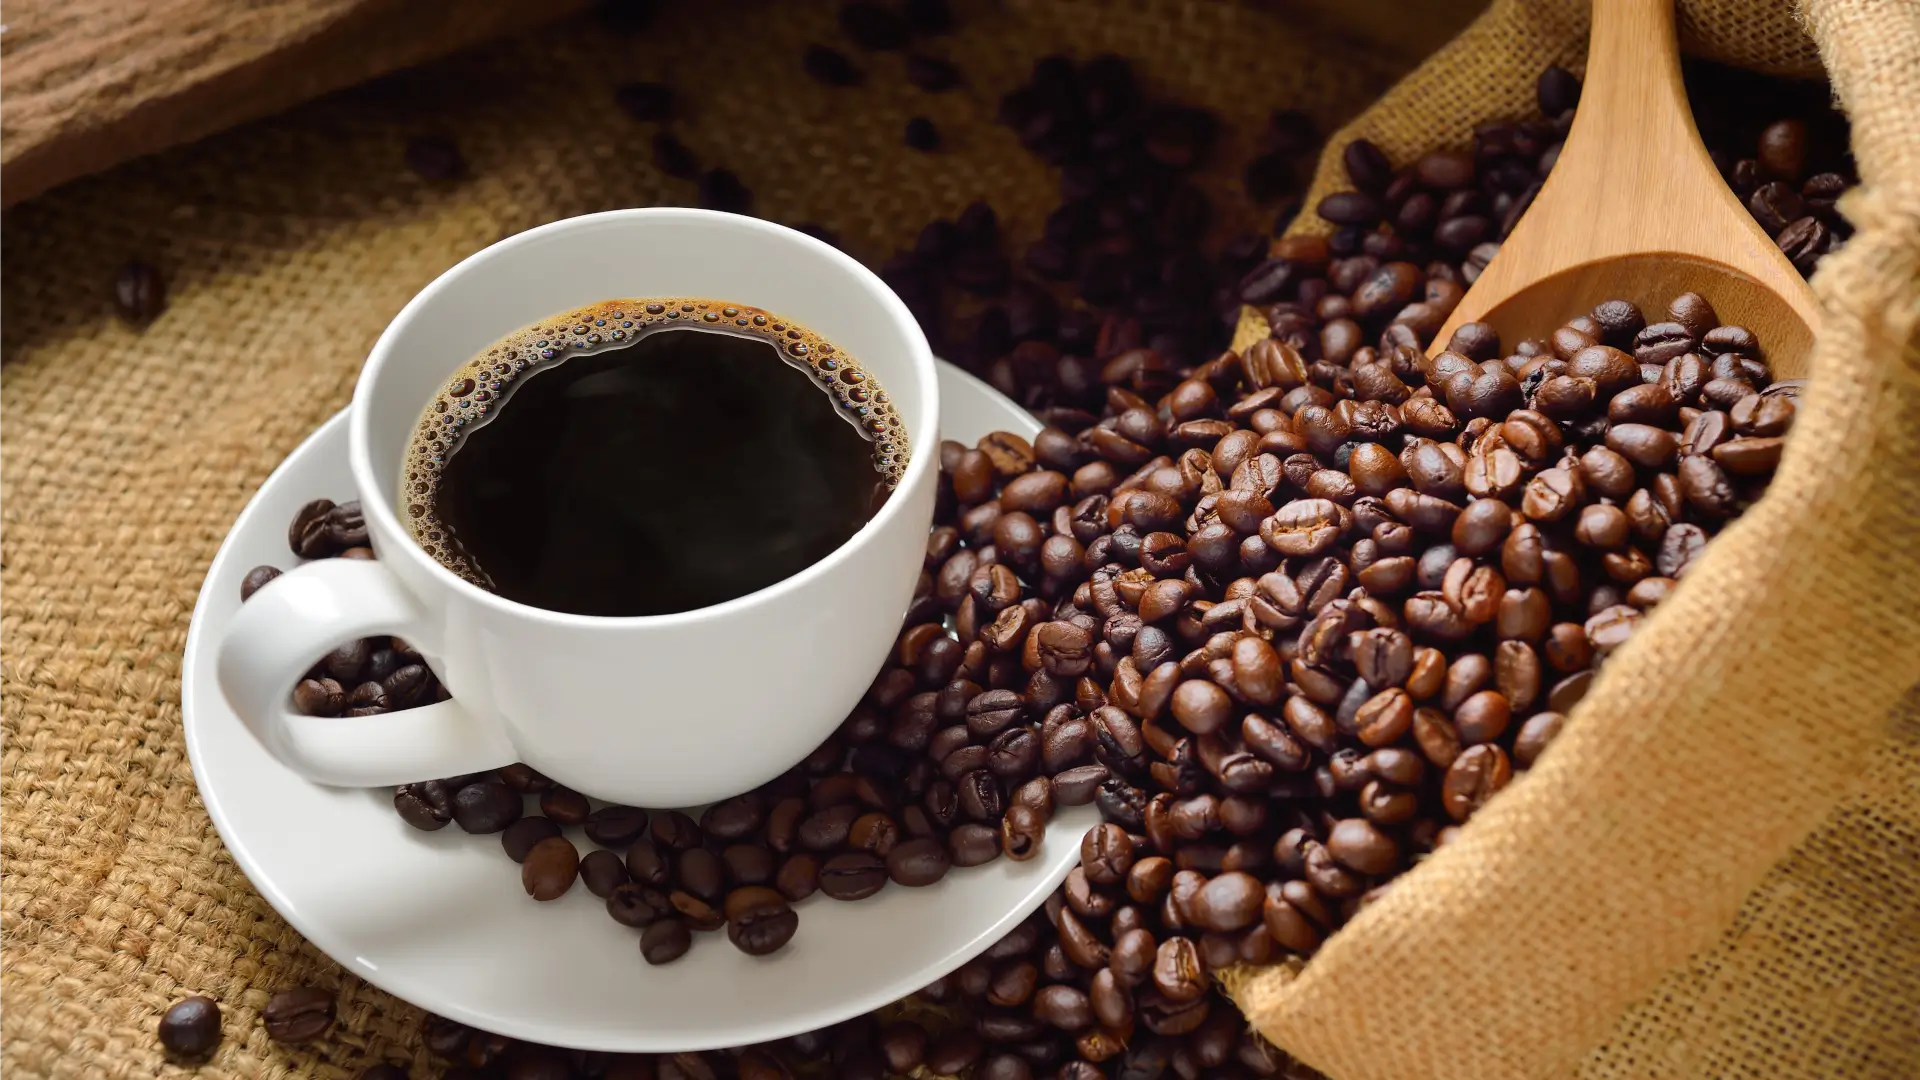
left=1434, top=0, right=1818, bottom=378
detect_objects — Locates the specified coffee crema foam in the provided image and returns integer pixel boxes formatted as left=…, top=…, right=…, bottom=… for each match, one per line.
left=400, top=298, right=908, bottom=589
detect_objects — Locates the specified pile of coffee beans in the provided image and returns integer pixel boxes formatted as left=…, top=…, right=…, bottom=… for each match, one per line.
left=876, top=55, right=1316, bottom=414
left=243, top=277, right=1792, bottom=1079
left=185, top=29, right=1825, bottom=1080
left=1685, top=58, right=1858, bottom=278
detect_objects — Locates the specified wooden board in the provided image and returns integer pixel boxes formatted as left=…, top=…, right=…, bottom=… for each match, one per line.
left=0, top=0, right=588, bottom=206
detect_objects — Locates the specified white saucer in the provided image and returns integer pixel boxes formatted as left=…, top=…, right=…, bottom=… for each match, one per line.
left=182, top=361, right=1097, bottom=1053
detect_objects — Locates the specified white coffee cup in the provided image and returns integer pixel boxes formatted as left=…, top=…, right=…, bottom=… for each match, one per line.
left=217, top=209, right=939, bottom=807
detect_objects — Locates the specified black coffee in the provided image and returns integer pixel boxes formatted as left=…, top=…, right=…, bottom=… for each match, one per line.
left=401, top=299, right=907, bottom=616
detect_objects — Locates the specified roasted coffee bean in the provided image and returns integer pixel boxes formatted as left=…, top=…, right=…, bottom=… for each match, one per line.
left=1002, top=804, right=1045, bottom=860
left=820, top=852, right=889, bottom=900
left=539, top=787, right=590, bottom=825
left=114, top=260, right=169, bottom=323
left=958, top=769, right=1006, bottom=821
left=669, top=890, right=726, bottom=932
left=1082, top=824, right=1135, bottom=884
left=678, top=848, right=726, bottom=901
left=293, top=677, right=345, bottom=717
left=799, top=804, right=861, bottom=851
left=579, top=848, right=631, bottom=898
left=240, top=564, right=282, bottom=602
left=622, top=837, right=672, bottom=889
left=888, top=836, right=952, bottom=886
left=650, top=810, right=702, bottom=851
left=263, top=986, right=335, bottom=1044
left=725, top=886, right=799, bottom=956
left=522, top=836, right=580, bottom=901
left=1152, top=936, right=1208, bottom=1001
left=848, top=811, right=901, bottom=857
left=501, top=816, right=562, bottom=863
left=641, top=919, right=693, bottom=965
left=1324, top=819, right=1399, bottom=876
left=702, top=795, right=766, bottom=842
left=586, top=806, right=651, bottom=847
left=324, top=501, right=368, bottom=548
left=775, top=853, right=822, bottom=902
left=1187, top=872, right=1263, bottom=932
left=452, top=781, right=521, bottom=834
left=1513, top=710, right=1568, bottom=768
left=158, top=996, right=222, bottom=1058
left=1053, top=764, right=1109, bottom=805
left=1442, top=743, right=1514, bottom=821
left=393, top=780, right=455, bottom=831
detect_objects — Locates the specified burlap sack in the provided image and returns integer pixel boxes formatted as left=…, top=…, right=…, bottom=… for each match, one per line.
left=1225, top=2, right=1920, bottom=1078
left=0, top=3, right=1481, bottom=1077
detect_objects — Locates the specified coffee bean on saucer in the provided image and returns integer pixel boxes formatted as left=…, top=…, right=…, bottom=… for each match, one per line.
left=539, top=787, right=590, bottom=825
left=394, top=781, right=453, bottom=831
left=677, top=848, right=726, bottom=901
left=650, top=810, right=702, bottom=851
left=587, top=805, right=651, bottom=847
left=113, top=260, right=168, bottom=324
left=722, top=843, right=775, bottom=886
left=625, top=837, right=671, bottom=888
left=239, top=565, right=281, bottom=602
left=802, top=44, right=864, bottom=87
left=701, top=794, right=765, bottom=841
left=405, top=135, right=466, bottom=182
left=452, top=780, right=522, bottom=834
left=262, top=986, right=335, bottom=1044
left=886, top=836, right=951, bottom=885
left=158, top=995, right=221, bottom=1058
left=501, top=816, right=561, bottom=862
left=819, top=852, right=888, bottom=900
left=670, top=891, right=726, bottom=932
left=1001, top=803, right=1043, bottom=860
left=641, top=919, right=693, bottom=965
left=497, top=764, right=553, bottom=793
left=607, top=883, right=671, bottom=927
left=725, top=886, right=799, bottom=956
left=522, top=836, right=580, bottom=901
left=580, top=849, right=631, bottom=898
left=289, top=499, right=336, bottom=558
left=326, top=501, right=369, bottom=548
left=949, top=823, right=1001, bottom=866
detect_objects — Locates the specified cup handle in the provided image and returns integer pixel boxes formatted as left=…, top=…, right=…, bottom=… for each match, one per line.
left=216, top=557, right=517, bottom=786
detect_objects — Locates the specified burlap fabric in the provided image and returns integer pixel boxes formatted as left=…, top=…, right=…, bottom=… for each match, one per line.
left=0, top=2, right=1461, bottom=1076
left=1224, top=1, right=1920, bottom=1078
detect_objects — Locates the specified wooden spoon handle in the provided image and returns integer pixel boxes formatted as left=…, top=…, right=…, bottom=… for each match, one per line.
left=1549, top=0, right=1719, bottom=259
left=1437, top=0, right=1820, bottom=348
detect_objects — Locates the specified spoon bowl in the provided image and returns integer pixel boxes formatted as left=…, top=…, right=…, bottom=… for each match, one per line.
left=1435, top=0, right=1818, bottom=378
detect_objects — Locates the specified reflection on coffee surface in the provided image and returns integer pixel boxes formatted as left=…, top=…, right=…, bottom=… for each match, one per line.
left=401, top=299, right=907, bottom=616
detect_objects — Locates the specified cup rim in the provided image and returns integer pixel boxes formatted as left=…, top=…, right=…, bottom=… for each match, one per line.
left=348, top=207, right=940, bottom=627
